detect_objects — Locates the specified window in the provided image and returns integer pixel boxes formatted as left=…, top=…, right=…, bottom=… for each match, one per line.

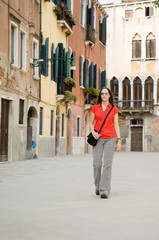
left=11, top=22, right=18, bottom=66
left=83, top=59, right=89, bottom=88
left=51, top=43, right=55, bottom=81
left=132, top=34, right=141, bottom=59
left=135, top=8, right=143, bottom=17
left=99, top=16, right=107, bottom=45
left=39, top=107, right=43, bottom=135
left=145, top=77, right=153, bottom=105
left=99, top=69, right=106, bottom=90
left=50, top=110, right=54, bottom=136
left=61, top=113, right=64, bottom=137
left=123, top=77, right=131, bottom=108
left=145, top=7, right=154, bottom=17
left=79, top=55, right=84, bottom=87
left=33, top=38, right=39, bottom=78
left=80, top=0, right=85, bottom=27
left=110, top=77, right=119, bottom=104
left=133, top=77, right=142, bottom=107
left=19, top=99, right=24, bottom=124
left=125, top=10, right=133, bottom=18
left=20, top=30, right=26, bottom=71
left=146, top=33, right=156, bottom=59
left=77, top=117, right=80, bottom=137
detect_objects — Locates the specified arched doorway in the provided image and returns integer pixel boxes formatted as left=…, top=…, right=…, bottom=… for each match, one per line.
left=55, top=105, right=60, bottom=155
left=67, top=108, right=72, bottom=155
left=27, top=106, right=38, bottom=159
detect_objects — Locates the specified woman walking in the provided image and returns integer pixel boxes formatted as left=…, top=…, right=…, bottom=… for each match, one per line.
left=89, top=87, right=121, bottom=199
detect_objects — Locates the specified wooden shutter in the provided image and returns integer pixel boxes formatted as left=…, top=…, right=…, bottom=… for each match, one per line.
left=45, top=38, right=49, bottom=76
left=89, top=62, right=94, bottom=87
left=146, top=40, right=150, bottom=58
left=41, top=44, right=46, bottom=76
left=101, top=71, right=106, bottom=89
left=58, top=43, right=64, bottom=77
left=99, top=68, right=101, bottom=90
left=93, top=64, right=97, bottom=88
left=51, top=43, right=54, bottom=81
left=64, top=51, right=70, bottom=78
left=54, top=46, right=59, bottom=82
left=136, top=40, right=141, bottom=58
left=85, top=59, right=89, bottom=88
left=151, top=39, right=156, bottom=58
left=102, top=18, right=106, bottom=45
left=91, top=2, right=94, bottom=27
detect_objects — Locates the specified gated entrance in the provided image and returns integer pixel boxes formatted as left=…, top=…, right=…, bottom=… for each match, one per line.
left=0, top=99, right=9, bottom=161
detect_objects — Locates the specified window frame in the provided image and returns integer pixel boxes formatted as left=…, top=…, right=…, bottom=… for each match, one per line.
left=77, top=116, right=81, bottom=137
left=50, top=109, right=54, bottom=136
left=19, top=99, right=24, bottom=125
left=61, top=113, right=65, bottom=137
left=39, top=106, right=44, bottom=136
left=33, top=38, right=39, bottom=78
left=10, top=21, right=18, bottom=67
left=20, top=28, right=27, bottom=71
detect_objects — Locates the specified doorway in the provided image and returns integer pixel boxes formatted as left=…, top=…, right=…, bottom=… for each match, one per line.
left=131, top=126, right=143, bottom=151
left=0, top=99, right=9, bottom=161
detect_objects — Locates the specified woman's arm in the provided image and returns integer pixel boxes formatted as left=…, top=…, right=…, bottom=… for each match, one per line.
left=89, top=112, right=101, bottom=140
left=114, top=113, right=122, bottom=152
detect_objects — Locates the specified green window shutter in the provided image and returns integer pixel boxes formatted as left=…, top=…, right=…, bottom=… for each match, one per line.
left=66, top=0, right=71, bottom=10
left=91, top=2, right=94, bottom=27
left=99, top=68, right=101, bottom=90
left=64, top=51, right=70, bottom=78
left=86, top=5, right=89, bottom=25
left=41, top=44, right=46, bottom=76
left=89, top=62, right=94, bottom=87
left=99, top=21, right=102, bottom=42
left=51, top=43, right=54, bottom=81
left=58, top=43, right=64, bottom=77
left=101, top=70, right=106, bottom=89
left=102, top=18, right=106, bottom=45
left=93, top=64, right=97, bottom=88
left=85, top=59, right=89, bottom=88
left=79, top=55, right=83, bottom=86
left=54, top=46, right=59, bottom=82
left=45, top=38, right=49, bottom=76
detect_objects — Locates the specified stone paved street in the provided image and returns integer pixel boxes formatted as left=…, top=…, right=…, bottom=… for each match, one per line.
left=0, top=152, right=159, bottom=240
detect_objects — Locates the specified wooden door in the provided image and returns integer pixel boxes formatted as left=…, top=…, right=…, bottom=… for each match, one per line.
left=0, top=99, right=9, bottom=161
left=131, top=127, right=143, bottom=151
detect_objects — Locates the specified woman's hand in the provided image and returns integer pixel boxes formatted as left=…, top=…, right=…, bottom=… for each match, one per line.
left=117, top=139, right=122, bottom=152
left=92, top=130, right=101, bottom=140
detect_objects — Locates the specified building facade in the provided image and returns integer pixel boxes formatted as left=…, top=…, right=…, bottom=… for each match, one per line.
left=38, top=0, right=76, bottom=157
left=0, top=0, right=40, bottom=162
left=103, top=0, right=159, bottom=151
left=68, top=0, right=108, bottom=154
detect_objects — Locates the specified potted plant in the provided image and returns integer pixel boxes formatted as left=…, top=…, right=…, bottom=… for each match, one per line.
left=64, top=77, right=76, bottom=87
left=63, top=91, right=77, bottom=103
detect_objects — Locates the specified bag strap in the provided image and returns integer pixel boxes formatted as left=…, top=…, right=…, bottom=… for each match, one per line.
left=98, top=105, right=114, bottom=134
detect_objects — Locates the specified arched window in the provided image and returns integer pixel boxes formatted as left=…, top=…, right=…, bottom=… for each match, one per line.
left=123, top=77, right=131, bottom=108
left=135, top=7, right=143, bottom=17
left=145, top=76, right=153, bottom=106
left=146, top=33, right=156, bottom=58
left=133, top=77, right=142, bottom=107
left=110, top=77, right=119, bottom=104
left=132, top=34, right=141, bottom=59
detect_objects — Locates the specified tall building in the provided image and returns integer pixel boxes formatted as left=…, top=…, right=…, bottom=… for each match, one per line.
left=103, top=0, right=159, bottom=151
left=0, top=0, right=40, bottom=162
left=68, top=0, right=108, bottom=154
left=39, top=0, right=76, bottom=157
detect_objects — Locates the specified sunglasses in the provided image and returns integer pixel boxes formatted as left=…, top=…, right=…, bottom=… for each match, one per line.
left=101, top=92, right=109, bottom=96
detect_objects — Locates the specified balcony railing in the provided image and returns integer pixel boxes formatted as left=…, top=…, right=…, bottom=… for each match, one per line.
left=57, top=76, right=72, bottom=95
left=85, top=24, right=96, bottom=44
left=114, top=99, right=154, bottom=111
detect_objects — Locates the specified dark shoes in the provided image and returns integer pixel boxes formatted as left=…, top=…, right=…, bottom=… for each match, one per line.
left=101, top=194, right=108, bottom=199
left=95, top=189, right=100, bottom=195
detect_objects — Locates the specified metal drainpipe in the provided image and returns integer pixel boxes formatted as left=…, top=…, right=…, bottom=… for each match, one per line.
left=39, top=0, right=42, bottom=101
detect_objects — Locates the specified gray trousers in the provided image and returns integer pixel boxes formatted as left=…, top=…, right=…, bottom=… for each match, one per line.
left=93, top=138, right=116, bottom=196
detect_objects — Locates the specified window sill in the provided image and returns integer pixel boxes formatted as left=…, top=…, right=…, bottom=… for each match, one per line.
left=35, top=0, right=40, bottom=4
left=33, top=75, right=40, bottom=81
left=11, top=64, right=19, bottom=70
left=99, top=40, right=106, bottom=47
left=80, top=24, right=85, bottom=29
left=20, top=68, right=27, bottom=73
left=131, top=58, right=157, bottom=61
left=80, top=85, right=84, bottom=89
left=145, top=58, right=157, bottom=61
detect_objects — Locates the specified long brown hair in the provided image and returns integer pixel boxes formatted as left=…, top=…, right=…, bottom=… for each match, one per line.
left=98, top=87, right=114, bottom=105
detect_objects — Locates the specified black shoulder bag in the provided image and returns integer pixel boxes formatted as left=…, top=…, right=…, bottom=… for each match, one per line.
left=87, top=105, right=114, bottom=147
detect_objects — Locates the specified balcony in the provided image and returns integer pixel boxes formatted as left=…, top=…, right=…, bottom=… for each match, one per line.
left=85, top=24, right=96, bottom=45
left=53, top=3, right=76, bottom=36
left=115, top=99, right=154, bottom=113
